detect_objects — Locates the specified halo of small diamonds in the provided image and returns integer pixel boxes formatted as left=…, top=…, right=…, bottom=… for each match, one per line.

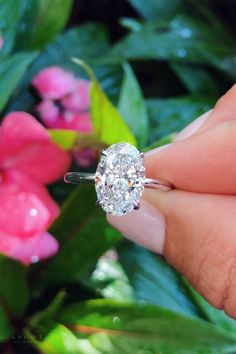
left=95, top=142, right=145, bottom=216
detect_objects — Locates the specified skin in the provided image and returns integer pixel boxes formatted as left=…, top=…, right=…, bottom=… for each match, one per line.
left=108, top=84, right=236, bottom=319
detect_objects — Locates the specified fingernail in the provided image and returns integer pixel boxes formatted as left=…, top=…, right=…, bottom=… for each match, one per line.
left=174, top=110, right=212, bottom=141
left=144, top=143, right=171, bottom=158
left=107, top=199, right=165, bottom=254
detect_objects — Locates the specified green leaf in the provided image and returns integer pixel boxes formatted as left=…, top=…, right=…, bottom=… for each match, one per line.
left=28, top=0, right=73, bottom=49
left=57, top=299, right=236, bottom=354
left=36, top=186, right=121, bottom=290
left=7, top=23, right=111, bottom=113
left=0, top=255, right=29, bottom=317
left=29, top=291, right=66, bottom=338
left=118, top=242, right=200, bottom=317
left=72, top=58, right=137, bottom=147
left=186, top=283, right=236, bottom=335
left=118, top=63, right=149, bottom=148
left=0, top=0, right=21, bottom=55
left=0, top=51, right=37, bottom=112
left=49, top=129, right=78, bottom=151
left=90, top=256, right=135, bottom=301
left=146, top=95, right=213, bottom=143
left=111, top=15, right=236, bottom=79
left=14, top=0, right=72, bottom=51
left=35, top=324, right=83, bottom=354
left=0, top=303, right=13, bottom=343
left=128, top=0, right=182, bottom=20
left=171, top=63, right=220, bottom=96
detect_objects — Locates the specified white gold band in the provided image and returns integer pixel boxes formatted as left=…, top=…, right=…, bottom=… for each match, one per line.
left=64, top=172, right=173, bottom=191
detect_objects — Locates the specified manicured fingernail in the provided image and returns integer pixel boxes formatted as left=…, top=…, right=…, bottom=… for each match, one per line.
left=107, top=199, right=165, bottom=254
left=174, top=110, right=212, bottom=141
left=144, top=143, right=171, bottom=158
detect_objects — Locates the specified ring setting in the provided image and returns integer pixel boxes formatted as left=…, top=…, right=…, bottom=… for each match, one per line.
left=64, top=142, right=173, bottom=216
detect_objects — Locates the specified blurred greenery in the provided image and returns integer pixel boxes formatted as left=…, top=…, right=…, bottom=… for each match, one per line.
left=1, top=0, right=236, bottom=353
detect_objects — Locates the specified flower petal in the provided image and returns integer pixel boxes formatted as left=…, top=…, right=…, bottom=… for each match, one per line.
left=0, top=170, right=59, bottom=238
left=15, top=142, right=71, bottom=184
left=2, top=111, right=50, bottom=143
left=36, top=100, right=60, bottom=128
left=1, top=112, right=71, bottom=184
left=73, top=148, right=97, bottom=167
left=32, top=66, right=77, bottom=99
left=51, top=112, right=93, bottom=133
left=61, top=79, right=90, bottom=112
left=0, top=230, right=59, bottom=265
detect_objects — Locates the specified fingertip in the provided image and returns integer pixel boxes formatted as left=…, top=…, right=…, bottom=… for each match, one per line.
left=107, top=199, right=166, bottom=254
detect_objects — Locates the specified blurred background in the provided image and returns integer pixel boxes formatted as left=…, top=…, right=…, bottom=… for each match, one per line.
left=1, top=1, right=236, bottom=353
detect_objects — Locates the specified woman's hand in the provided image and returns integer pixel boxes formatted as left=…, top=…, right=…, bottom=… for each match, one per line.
left=107, top=84, right=236, bottom=319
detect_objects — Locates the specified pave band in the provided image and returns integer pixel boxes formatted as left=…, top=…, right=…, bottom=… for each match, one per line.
left=64, top=172, right=173, bottom=191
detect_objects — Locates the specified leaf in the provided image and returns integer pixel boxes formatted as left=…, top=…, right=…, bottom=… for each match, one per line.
left=28, top=0, right=73, bottom=49
left=36, top=186, right=121, bottom=290
left=0, top=51, right=37, bottom=112
left=0, top=303, right=13, bottom=343
left=29, top=291, right=66, bottom=338
left=110, top=15, right=236, bottom=79
left=128, top=0, right=182, bottom=21
left=90, top=256, right=135, bottom=301
left=49, top=129, right=78, bottom=151
left=118, top=242, right=200, bottom=317
left=146, top=95, right=213, bottom=143
left=7, top=23, right=113, bottom=113
left=118, top=63, right=149, bottom=148
left=57, top=299, right=236, bottom=354
left=0, top=0, right=21, bottom=55
left=14, top=0, right=73, bottom=50
left=72, top=58, right=137, bottom=147
left=35, top=324, right=83, bottom=354
left=0, top=254, right=29, bottom=317
left=171, top=63, right=220, bottom=96
left=186, top=283, right=236, bottom=335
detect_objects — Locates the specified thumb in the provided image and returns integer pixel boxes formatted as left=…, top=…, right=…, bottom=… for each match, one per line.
left=108, top=189, right=236, bottom=319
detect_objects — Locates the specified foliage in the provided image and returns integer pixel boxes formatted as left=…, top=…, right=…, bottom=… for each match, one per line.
left=0, top=0, right=236, bottom=353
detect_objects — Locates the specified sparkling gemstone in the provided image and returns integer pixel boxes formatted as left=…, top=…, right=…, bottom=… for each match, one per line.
left=95, top=142, right=145, bottom=216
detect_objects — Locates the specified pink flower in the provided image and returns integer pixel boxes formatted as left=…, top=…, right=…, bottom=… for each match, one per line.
left=0, top=112, right=71, bottom=265
left=36, top=100, right=60, bottom=128
left=50, top=111, right=93, bottom=133
left=0, top=35, right=3, bottom=50
left=32, top=66, right=77, bottom=100
left=62, top=80, right=90, bottom=112
left=73, top=148, right=97, bottom=168
left=32, top=66, right=96, bottom=168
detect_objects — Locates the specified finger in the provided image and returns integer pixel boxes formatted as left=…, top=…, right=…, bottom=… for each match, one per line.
left=174, top=110, right=212, bottom=141
left=198, top=84, right=236, bottom=132
left=174, top=84, right=236, bottom=141
left=108, top=189, right=236, bottom=319
left=145, top=118, right=236, bottom=194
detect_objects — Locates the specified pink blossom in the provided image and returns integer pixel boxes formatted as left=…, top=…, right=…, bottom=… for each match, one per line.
left=52, top=111, right=93, bottom=133
left=0, top=35, right=3, bottom=50
left=32, top=66, right=96, bottom=167
left=36, top=100, right=60, bottom=128
left=0, top=112, right=71, bottom=265
left=61, top=80, right=90, bottom=112
left=73, top=148, right=97, bottom=168
left=32, top=66, right=77, bottom=100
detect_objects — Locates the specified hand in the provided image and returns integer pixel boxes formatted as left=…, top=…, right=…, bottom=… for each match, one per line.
left=107, top=84, right=236, bottom=319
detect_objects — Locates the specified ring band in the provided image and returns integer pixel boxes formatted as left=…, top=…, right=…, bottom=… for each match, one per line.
left=64, top=142, right=173, bottom=215
left=64, top=172, right=173, bottom=191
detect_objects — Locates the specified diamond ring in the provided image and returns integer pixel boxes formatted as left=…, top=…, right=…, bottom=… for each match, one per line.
left=64, top=142, right=173, bottom=216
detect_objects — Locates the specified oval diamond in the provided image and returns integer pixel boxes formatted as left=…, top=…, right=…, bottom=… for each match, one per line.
left=95, top=143, right=145, bottom=216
